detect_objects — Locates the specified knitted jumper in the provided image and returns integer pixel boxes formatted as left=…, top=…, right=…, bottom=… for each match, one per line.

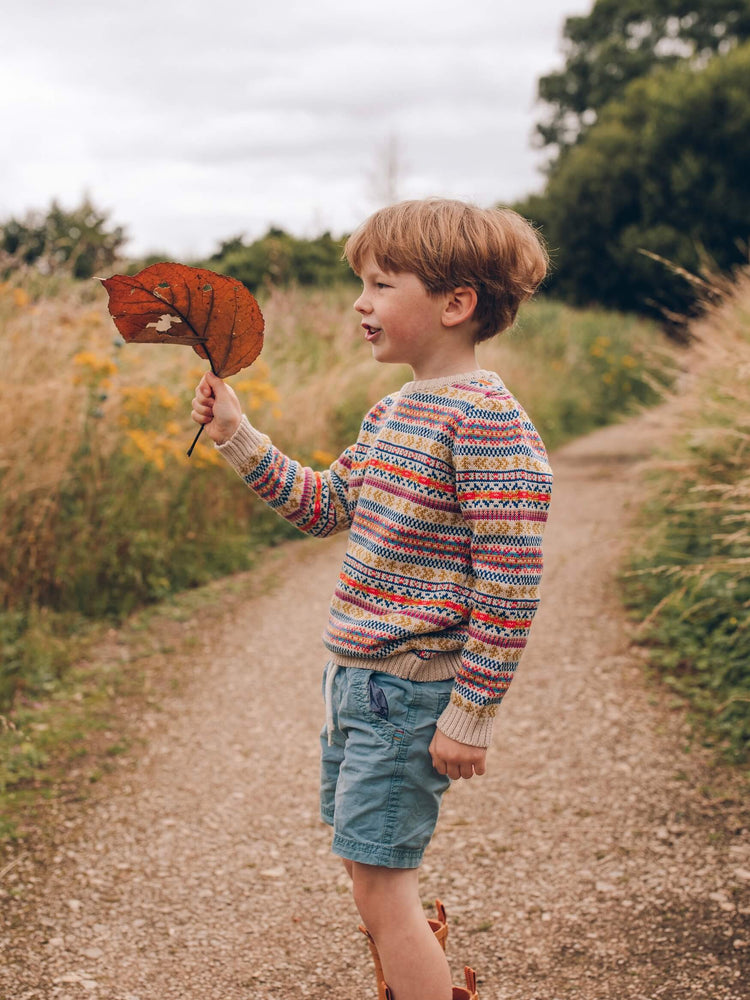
left=217, top=369, right=552, bottom=747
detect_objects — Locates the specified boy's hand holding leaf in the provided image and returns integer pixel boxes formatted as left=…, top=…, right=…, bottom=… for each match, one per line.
left=191, top=371, right=242, bottom=445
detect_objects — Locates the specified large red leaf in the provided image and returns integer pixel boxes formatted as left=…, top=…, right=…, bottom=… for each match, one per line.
left=101, top=262, right=264, bottom=377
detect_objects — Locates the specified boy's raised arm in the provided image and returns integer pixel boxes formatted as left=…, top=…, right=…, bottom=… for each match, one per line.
left=191, top=373, right=375, bottom=539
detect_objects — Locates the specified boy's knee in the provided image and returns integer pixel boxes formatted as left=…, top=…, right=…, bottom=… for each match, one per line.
left=352, top=878, right=385, bottom=933
left=350, top=862, right=417, bottom=932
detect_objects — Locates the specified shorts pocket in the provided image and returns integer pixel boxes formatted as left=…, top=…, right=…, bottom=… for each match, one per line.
left=368, top=676, right=389, bottom=719
left=435, top=684, right=453, bottom=719
left=354, top=670, right=414, bottom=748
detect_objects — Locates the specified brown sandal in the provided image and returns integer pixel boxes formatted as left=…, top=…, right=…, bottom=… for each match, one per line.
left=383, top=966, right=479, bottom=1000
left=359, top=899, right=448, bottom=1000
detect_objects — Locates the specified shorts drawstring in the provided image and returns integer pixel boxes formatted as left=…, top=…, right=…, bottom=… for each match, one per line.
left=324, top=661, right=340, bottom=746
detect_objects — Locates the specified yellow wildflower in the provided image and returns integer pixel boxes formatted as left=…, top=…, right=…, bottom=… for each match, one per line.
left=589, top=335, right=611, bottom=358
left=73, top=351, right=117, bottom=387
left=192, top=448, right=222, bottom=468
left=312, top=449, right=336, bottom=467
left=125, top=429, right=166, bottom=471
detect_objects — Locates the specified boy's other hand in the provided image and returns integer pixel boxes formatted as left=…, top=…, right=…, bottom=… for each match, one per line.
left=429, top=730, right=487, bottom=780
left=191, top=371, right=242, bottom=445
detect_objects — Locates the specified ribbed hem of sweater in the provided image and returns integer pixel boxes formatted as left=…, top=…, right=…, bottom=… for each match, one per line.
left=215, top=415, right=267, bottom=471
left=329, top=649, right=461, bottom=681
left=328, top=649, right=495, bottom=747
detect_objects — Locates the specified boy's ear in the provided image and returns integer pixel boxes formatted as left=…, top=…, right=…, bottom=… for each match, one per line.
left=442, top=286, right=478, bottom=328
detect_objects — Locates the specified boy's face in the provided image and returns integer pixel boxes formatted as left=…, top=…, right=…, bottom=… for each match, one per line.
left=353, top=256, right=449, bottom=377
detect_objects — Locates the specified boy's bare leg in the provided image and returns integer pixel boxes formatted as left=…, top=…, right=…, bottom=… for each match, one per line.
left=350, top=860, right=452, bottom=1000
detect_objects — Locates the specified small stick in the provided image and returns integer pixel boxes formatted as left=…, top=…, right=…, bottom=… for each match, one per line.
left=0, top=853, right=28, bottom=882
left=187, top=423, right=205, bottom=457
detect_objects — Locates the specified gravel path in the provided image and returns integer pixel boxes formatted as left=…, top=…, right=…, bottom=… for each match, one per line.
left=2, top=405, right=749, bottom=1000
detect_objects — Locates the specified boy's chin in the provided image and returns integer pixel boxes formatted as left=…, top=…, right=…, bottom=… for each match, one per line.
left=370, top=344, right=406, bottom=366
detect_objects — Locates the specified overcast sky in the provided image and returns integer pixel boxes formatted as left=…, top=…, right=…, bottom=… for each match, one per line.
left=3, top=0, right=590, bottom=258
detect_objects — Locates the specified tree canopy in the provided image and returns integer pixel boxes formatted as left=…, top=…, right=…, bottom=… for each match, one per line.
left=519, top=40, right=750, bottom=326
left=205, top=228, right=355, bottom=292
left=1, top=196, right=127, bottom=280
left=537, top=0, right=750, bottom=151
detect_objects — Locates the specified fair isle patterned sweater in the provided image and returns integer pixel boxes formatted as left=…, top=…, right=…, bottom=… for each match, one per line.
left=217, top=369, right=552, bottom=747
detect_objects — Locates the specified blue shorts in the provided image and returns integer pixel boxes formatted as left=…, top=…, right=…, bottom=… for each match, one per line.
left=320, top=663, right=454, bottom=869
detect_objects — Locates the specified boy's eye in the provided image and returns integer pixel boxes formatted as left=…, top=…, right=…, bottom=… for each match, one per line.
left=376, top=282, right=390, bottom=289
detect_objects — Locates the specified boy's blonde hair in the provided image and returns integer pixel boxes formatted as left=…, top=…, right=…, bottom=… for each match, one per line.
left=344, top=198, right=548, bottom=342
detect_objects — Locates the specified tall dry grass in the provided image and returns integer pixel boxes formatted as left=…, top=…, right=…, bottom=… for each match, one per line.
left=624, top=268, right=750, bottom=762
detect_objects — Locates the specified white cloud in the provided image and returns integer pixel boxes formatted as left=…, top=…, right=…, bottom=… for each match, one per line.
left=2, top=0, right=589, bottom=255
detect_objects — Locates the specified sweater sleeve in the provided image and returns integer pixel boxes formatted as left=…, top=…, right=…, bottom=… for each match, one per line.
left=214, top=415, right=363, bottom=537
left=436, top=398, right=553, bottom=746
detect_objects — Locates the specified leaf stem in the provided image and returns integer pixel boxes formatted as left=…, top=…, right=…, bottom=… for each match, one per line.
left=187, top=356, right=217, bottom=459
left=187, top=423, right=205, bottom=457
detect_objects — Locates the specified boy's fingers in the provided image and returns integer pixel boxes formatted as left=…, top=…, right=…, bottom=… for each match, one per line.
left=191, top=407, right=211, bottom=425
left=204, top=371, right=224, bottom=392
left=432, top=754, right=485, bottom=781
left=192, top=395, right=213, bottom=414
left=191, top=390, right=215, bottom=424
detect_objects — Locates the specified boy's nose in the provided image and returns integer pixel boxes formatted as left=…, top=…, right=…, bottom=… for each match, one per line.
left=354, top=291, right=371, bottom=314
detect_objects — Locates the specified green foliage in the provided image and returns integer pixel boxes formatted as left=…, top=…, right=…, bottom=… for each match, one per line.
left=0, top=445, right=300, bottom=711
left=0, top=610, right=91, bottom=716
left=205, top=228, right=356, bottom=293
left=490, top=300, right=675, bottom=450
left=1, top=196, right=127, bottom=280
left=537, top=0, right=750, bottom=150
left=623, top=276, right=750, bottom=762
left=521, top=42, right=750, bottom=324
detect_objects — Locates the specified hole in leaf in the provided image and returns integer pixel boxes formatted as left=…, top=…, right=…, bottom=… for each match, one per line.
left=146, top=313, right=183, bottom=333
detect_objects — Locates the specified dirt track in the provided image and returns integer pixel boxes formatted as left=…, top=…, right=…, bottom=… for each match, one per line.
left=1, top=405, right=749, bottom=1000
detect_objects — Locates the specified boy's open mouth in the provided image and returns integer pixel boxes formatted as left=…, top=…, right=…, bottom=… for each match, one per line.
left=363, top=324, right=382, bottom=341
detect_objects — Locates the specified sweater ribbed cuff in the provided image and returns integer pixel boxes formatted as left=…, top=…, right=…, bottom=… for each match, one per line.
left=215, top=415, right=268, bottom=471
left=436, top=701, right=495, bottom=748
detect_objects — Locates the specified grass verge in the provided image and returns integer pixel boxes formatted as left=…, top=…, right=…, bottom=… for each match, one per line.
left=623, top=270, right=750, bottom=766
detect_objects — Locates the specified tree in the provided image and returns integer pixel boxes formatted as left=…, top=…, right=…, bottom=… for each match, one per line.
left=206, top=228, right=355, bottom=292
left=537, top=0, right=750, bottom=151
left=519, top=42, right=750, bottom=325
left=366, top=134, right=404, bottom=207
left=1, top=196, right=127, bottom=279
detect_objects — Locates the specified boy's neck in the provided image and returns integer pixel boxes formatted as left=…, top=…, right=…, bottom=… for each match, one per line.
left=409, top=345, right=479, bottom=382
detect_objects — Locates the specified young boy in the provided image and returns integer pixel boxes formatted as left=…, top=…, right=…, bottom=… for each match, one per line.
left=191, top=198, right=552, bottom=1000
